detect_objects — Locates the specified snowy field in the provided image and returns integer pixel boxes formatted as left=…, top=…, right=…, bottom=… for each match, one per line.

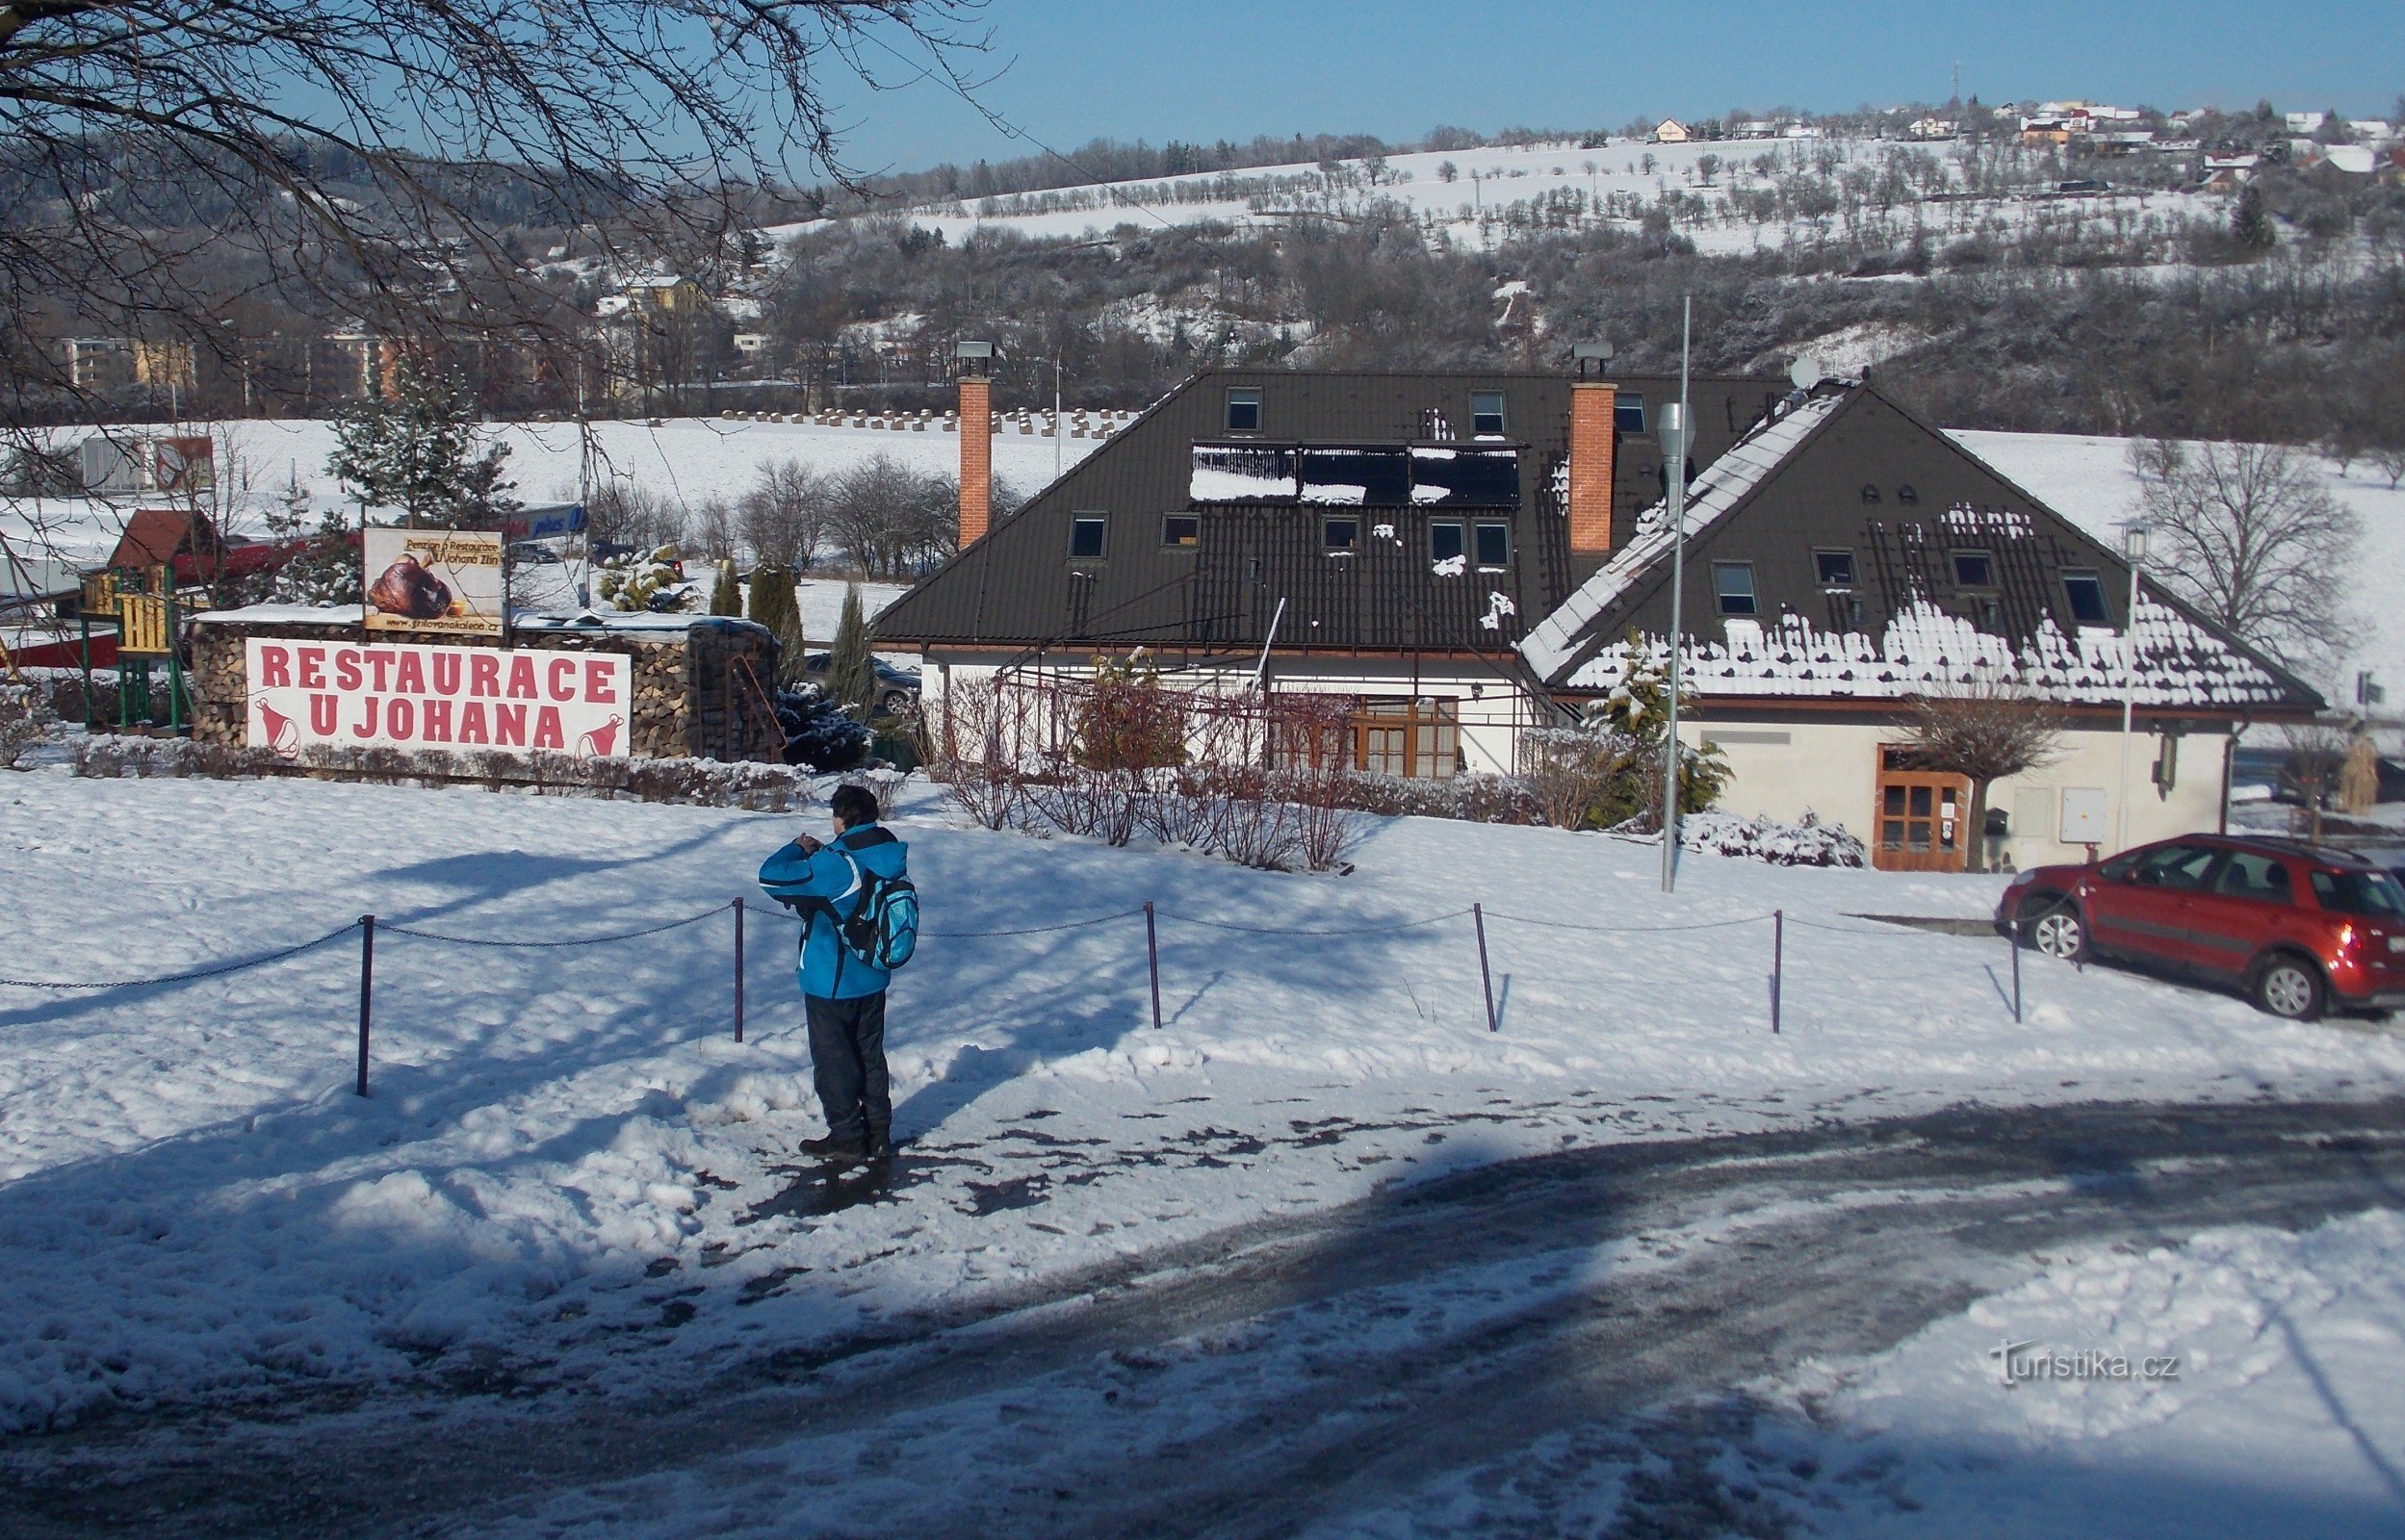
left=759, top=136, right=2215, bottom=261
left=1, top=415, right=1105, bottom=568
left=4, top=763, right=2404, bottom=1465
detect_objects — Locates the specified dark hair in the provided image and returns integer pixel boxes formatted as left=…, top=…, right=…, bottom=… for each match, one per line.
left=830, top=783, right=880, bottom=827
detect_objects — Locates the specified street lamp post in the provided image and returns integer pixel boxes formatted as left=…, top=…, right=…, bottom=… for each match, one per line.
left=1658, top=295, right=1694, bottom=893
left=2116, top=523, right=2149, bottom=853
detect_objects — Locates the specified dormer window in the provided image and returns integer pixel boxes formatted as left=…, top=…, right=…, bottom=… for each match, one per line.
left=1897, top=483, right=1920, bottom=504
left=1860, top=483, right=1882, bottom=504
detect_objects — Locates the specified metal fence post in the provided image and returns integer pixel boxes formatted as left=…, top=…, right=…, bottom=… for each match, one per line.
left=1144, top=902, right=1164, bottom=1031
left=1771, top=909, right=1783, bottom=1035
left=2009, top=915, right=2023, bottom=1024
left=1473, top=902, right=1498, bottom=1033
left=355, top=914, right=375, bottom=1097
left=733, top=896, right=746, bottom=1043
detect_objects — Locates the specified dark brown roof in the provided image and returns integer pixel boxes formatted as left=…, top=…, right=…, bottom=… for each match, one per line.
left=1524, top=384, right=2323, bottom=716
left=106, top=507, right=202, bottom=570
left=873, top=367, right=1788, bottom=662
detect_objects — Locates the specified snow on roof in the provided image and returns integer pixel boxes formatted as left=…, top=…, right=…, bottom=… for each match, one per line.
left=1559, top=598, right=2295, bottom=708
left=514, top=610, right=772, bottom=638
left=192, top=604, right=774, bottom=642
left=1520, top=391, right=1847, bottom=681
left=189, top=603, right=357, bottom=627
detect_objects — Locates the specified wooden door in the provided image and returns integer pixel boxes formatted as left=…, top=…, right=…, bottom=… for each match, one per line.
left=1874, top=750, right=1969, bottom=872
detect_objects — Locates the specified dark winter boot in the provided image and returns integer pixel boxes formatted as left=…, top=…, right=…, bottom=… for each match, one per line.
left=865, top=1129, right=896, bottom=1161
left=801, top=1133, right=867, bottom=1162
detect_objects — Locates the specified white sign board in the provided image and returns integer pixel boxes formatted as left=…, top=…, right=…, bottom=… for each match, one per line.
left=246, top=638, right=629, bottom=758
left=363, top=527, right=505, bottom=637
left=2059, top=786, right=2109, bottom=844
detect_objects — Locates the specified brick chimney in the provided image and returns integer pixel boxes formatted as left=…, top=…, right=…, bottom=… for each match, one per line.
left=1567, top=379, right=1617, bottom=556
left=956, top=340, right=995, bottom=548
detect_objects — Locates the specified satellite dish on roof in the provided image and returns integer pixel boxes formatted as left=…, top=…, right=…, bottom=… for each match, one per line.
left=1789, top=355, right=1823, bottom=390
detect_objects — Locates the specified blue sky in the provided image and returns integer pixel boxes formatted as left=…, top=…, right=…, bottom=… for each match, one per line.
left=830, top=0, right=2402, bottom=177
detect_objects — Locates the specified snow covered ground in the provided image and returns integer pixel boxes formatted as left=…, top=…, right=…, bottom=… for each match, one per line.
left=1, top=415, right=1105, bottom=568
left=4, top=762, right=2404, bottom=1453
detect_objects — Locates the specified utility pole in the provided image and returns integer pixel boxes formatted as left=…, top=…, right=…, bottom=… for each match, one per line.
left=1659, top=295, right=1693, bottom=893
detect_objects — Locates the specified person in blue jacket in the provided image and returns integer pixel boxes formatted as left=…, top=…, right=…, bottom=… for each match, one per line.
left=758, top=783, right=908, bottom=1162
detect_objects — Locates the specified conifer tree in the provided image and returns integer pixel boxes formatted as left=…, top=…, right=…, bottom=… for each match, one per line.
left=326, top=354, right=515, bottom=529
left=2232, top=182, right=2276, bottom=252
left=828, top=583, right=876, bottom=716
left=745, top=564, right=807, bottom=684
left=708, top=558, right=741, bottom=616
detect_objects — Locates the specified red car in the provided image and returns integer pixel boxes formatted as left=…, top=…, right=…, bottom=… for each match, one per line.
left=1997, top=834, right=2405, bottom=1020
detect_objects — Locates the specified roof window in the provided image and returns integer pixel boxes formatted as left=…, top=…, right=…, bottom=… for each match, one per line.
left=2062, top=569, right=2109, bottom=625
left=1225, top=387, right=1261, bottom=433
left=1470, top=392, right=1507, bottom=437
left=1713, top=561, right=1758, bottom=616
left=1952, top=550, right=1996, bottom=588
left=1069, top=514, right=1106, bottom=560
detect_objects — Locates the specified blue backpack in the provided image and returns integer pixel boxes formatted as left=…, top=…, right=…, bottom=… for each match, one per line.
left=831, top=842, right=918, bottom=972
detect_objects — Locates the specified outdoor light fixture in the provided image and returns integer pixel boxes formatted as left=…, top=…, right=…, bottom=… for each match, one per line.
left=2116, top=523, right=2150, bottom=853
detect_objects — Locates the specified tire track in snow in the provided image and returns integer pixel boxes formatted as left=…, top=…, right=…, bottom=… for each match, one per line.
left=6, top=1096, right=2405, bottom=1537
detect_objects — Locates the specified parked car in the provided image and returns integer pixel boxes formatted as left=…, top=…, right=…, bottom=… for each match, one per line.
left=1997, top=834, right=2405, bottom=1020
left=799, top=651, right=920, bottom=716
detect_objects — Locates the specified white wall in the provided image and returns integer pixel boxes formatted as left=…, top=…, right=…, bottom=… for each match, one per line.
left=916, top=650, right=1547, bottom=777
left=1690, top=715, right=2228, bottom=865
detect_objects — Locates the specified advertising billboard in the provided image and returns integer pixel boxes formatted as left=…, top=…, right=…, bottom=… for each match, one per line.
left=246, top=638, right=629, bottom=759
left=363, top=527, right=504, bottom=637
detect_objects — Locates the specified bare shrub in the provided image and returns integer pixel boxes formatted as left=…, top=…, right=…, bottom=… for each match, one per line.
left=1898, top=676, right=2065, bottom=872
left=2, top=682, right=58, bottom=768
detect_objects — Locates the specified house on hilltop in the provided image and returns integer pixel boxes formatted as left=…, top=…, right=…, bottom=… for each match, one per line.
left=1520, top=383, right=2321, bottom=871
left=874, top=362, right=1793, bottom=778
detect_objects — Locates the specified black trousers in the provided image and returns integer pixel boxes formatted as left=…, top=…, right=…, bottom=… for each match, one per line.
left=805, top=990, right=890, bottom=1142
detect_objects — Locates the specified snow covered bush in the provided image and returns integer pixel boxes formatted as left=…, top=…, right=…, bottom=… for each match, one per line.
left=593, top=545, right=692, bottom=613
left=1330, top=773, right=1540, bottom=825
left=1518, top=635, right=1728, bottom=830
left=69, top=735, right=812, bottom=809
left=773, top=686, right=869, bottom=771
left=1674, top=810, right=1868, bottom=867
left=0, top=680, right=56, bottom=768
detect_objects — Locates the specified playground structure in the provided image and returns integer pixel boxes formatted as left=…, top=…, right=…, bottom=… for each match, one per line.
left=77, top=563, right=194, bottom=732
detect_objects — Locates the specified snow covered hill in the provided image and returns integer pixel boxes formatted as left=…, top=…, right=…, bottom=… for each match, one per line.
left=763, top=134, right=2218, bottom=263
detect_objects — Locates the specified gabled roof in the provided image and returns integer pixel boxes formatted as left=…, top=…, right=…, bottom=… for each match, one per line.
left=1521, top=391, right=1847, bottom=680
left=874, top=366, right=1788, bottom=660
left=107, top=507, right=203, bottom=570
left=1520, top=382, right=2323, bottom=717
